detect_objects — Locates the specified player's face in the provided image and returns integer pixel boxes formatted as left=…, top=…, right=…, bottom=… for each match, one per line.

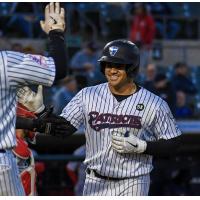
left=105, top=63, right=130, bottom=88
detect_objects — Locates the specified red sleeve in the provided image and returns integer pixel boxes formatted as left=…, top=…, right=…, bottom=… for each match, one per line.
left=129, top=16, right=138, bottom=42
left=144, top=15, right=156, bottom=45
left=66, top=168, right=78, bottom=186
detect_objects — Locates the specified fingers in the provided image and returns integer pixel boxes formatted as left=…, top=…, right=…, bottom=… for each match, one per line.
left=112, top=135, right=123, bottom=142
left=45, top=4, right=50, bottom=20
left=111, top=139, right=123, bottom=146
left=17, top=86, right=33, bottom=98
left=36, top=85, right=43, bottom=98
left=111, top=134, right=124, bottom=153
left=111, top=142, right=124, bottom=152
left=60, top=8, right=65, bottom=19
left=42, top=2, right=65, bottom=34
left=49, top=2, right=55, bottom=14
left=21, top=86, right=31, bottom=93
left=55, top=2, right=60, bottom=14
left=40, top=20, right=45, bottom=30
left=17, top=89, right=24, bottom=99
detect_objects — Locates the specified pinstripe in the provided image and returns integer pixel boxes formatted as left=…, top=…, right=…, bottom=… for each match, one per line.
left=105, top=180, right=110, bottom=195
left=123, top=89, right=142, bottom=178
left=135, top=90, right=150, bottom=177
left=7, top=62, right=55, bottom=71
left=83, top=175, right=88, bottom=195
left=92, top=175, right=98, bottom=195
left=83, top=88, right=91, bottom=165
left=0, top=50, right=56, bottom=195
left=9, top=78, right=49, bottom=88
left=100, top=85, right=118, bottom=176
left=99, top=85, right=114, bottom=176
left=91, top=86, right=100, bottom=168
left=8, top=68, right=54, bottom=81
left=98, top=87, right=107, bottom=172
left=85, top=88, right=93, bottom=166
left=61, top=83, right=182, bottom=195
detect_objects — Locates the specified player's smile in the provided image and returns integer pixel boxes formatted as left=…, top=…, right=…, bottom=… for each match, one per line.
left=109, top=74, right=120, bottom=82
left=105, top=64, right=128, bottom=86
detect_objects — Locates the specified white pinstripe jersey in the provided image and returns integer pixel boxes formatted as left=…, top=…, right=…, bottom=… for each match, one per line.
left=61, top=82, right=182, bottom=178
left=0, top=51, right=55, bottom=149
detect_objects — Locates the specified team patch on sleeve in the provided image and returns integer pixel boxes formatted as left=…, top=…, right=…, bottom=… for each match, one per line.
left=27, top=54, right=52, bottom=68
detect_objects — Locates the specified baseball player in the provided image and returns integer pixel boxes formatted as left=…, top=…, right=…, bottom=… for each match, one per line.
left=14, top=103, right=38, bottom=196
left=0, top=2, right=67, bottom=195
left=18, top=40, right=182, bottom=196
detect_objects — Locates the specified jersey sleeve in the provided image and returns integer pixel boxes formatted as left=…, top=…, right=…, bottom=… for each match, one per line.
left=60, top=89, right=84, bottom=129
left=151, top=101, right=182, bottom=140
left=6, top=51, right=55, bottom=88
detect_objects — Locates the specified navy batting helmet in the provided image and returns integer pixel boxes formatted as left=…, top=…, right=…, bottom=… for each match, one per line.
left=98, top=39, right=140, bottom=77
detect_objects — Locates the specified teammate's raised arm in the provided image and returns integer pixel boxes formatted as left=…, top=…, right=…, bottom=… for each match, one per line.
left=41, top=2, right=68, bottom=83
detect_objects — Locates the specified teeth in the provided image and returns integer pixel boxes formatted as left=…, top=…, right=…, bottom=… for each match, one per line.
left=110, top=75, right=118, bottom=80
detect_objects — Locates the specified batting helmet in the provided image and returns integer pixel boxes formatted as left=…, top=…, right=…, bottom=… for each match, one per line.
left=98, top=39, right=140, bottom=77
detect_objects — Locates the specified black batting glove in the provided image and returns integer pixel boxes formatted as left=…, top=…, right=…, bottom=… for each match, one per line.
left=33, top=115, right=75, bottom=137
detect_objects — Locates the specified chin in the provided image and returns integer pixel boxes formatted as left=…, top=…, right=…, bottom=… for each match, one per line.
left=109, top=80, right=121, bottom=87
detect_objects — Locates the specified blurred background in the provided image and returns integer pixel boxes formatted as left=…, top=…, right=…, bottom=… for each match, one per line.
left=4, top=2, right=200, bottom=195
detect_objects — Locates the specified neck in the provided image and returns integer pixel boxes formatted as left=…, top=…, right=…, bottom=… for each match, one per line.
left=108, top=80, right=137, bottom=95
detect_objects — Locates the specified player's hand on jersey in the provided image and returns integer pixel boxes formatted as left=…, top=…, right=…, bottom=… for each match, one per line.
left=111, top=131, right=147, bottom=154
left=17, top=85, right=45, bottom=114
left=40, top=2, right=65, bottom=34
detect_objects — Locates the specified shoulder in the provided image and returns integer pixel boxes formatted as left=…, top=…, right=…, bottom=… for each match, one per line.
left=82, top=82, right=108, bottom=94
left=6, top=50, right=24, bottom=58
left=140, top=87, right=165, bottom=109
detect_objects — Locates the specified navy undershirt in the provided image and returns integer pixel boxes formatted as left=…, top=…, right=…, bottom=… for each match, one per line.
left=113, top=85, right=141, bottom=102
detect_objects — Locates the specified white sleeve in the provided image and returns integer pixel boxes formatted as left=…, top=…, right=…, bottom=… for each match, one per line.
left=60, top=89, right=84, bottom=129
left=6, top=51, right=55, bottom=88
left=151, top=101, right=182, bottom=140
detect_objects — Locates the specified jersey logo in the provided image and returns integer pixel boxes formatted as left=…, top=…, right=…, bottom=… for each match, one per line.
left=88, top=111, right=142, bottom=131
left=109, top=46, right=118, bottom=56
left=28, top=54, right=48, bottom=68
left=136, top=104, right=144, bottom=111
left=127, top=141, right=138, bottom=148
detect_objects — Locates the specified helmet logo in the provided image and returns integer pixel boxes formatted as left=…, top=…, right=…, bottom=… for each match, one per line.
left=109, top=46, right=118, bottom=56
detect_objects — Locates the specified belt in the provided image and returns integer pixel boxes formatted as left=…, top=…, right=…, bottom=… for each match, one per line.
left=0, top=149, right=5, bottom=153
left=86, top=168, right=127, bottom=181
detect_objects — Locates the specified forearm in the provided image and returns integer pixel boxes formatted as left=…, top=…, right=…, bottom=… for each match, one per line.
left=16, top=114, right=77, bottom=137
left=144, top=136, right=181, bottom=156
left=16, top=117, right=35, bottom=130
left=48, top=30, right=68, bottom=83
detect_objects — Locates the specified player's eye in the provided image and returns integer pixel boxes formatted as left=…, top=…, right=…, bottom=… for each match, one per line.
left=105, top=62, right=125, bottom=69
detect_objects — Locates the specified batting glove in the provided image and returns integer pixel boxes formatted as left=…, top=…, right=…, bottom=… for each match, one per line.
left=17, top=85, right=45, bottom=114
left=40, top=2, right=65, bottom=34
left=111, top=131, right=147, bottom=154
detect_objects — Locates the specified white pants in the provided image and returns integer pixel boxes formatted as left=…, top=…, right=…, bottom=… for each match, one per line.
left=83, top=170, right=150, bottom=196
left=0, top=150, right=25, bottom=195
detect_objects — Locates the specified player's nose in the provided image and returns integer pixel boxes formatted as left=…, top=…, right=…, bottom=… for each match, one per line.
left=109, top=67, right=118, bottom=73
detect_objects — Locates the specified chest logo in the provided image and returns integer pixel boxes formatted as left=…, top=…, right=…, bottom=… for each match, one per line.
left=109, top=46, right=118, bottom=56
left=136, top=104, right=144, bottom=111
left=88, top=111, right=142, bottom=131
